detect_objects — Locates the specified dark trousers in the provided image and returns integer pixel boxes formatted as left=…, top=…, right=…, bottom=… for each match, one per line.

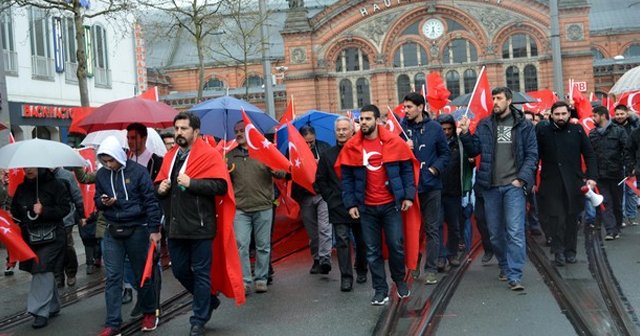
left=56, top=227, right=78, bottom=281
left=439, top=195, right=461, bottom=258
left=333, top=223, right=367, bottom=280
left=474, top=195, right=493, bottom=254
left=169, top=238, right=212, bottom=327
left=599, top=178, right=624, bottom=235
left=419, top=190, right=442, bottom=273
left=360, top=202, right=405, bottom=295
left=548, top=212, right=579, bottom=256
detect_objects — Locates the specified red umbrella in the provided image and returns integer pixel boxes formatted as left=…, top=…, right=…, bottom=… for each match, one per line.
left=78, top=97, right=177, bottom=132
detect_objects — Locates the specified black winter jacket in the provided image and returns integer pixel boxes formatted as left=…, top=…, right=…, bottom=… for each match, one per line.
left=314, top=144, right=358, bottom=224
left=589, top=122, right=631, bottom=180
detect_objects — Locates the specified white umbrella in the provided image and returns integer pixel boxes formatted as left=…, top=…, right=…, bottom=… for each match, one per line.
left=610, top=65, right=640, bottom=95
left=80, top=128, right=167, bottom=157
left=0, top=138, right=85, bottom=169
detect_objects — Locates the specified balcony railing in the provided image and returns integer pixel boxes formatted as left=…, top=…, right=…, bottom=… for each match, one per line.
left=94, top=67, right=111, bottom=88
left=31, top=55, right=54, bottom=80
left=2, top=50, right=18, bottom=75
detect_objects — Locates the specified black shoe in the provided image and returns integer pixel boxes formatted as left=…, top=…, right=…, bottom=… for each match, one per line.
left=122, top=288, right=133, bottom=304
left=554, top=253, right=565, bottom=267
left=309, top=260, right=320, bottom=274
left=319, top=258, right=331, bottom=274
left=86, top=264, right=96, bottom=275
left=396, top=281, right=410, bottom=299
left=190, top=324, right=205, bottom=336
left=130, top=300, right=142, bottom=318
left=340, top=278, right=353, bottom=292
left=530, top=229, right=543, bottom=236
left=356, top=272, right=367, bottom=284
left=481, top=251, right=494, bottom=265
left=66, top=275, right=76, bottom=286
left=56, top=277, right=65, bottom=288
left=565, top=254, right=577, bottom=264
left=32, top=315, right=48, bottom=329
left=49, top=310, right=60, bottom=318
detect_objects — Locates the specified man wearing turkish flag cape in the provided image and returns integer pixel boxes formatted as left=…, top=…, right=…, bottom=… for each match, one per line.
left=335, top=105, right=420, bottom=305
left=155, top=113, right=244, bottom=335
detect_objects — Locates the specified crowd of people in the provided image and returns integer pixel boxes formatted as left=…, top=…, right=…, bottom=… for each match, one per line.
left=1, top=86, right=638, bottom=335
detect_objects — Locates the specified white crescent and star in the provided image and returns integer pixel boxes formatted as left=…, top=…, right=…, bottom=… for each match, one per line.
left=244, top=124, right=260, bottom=150
left=0, top=217, right=12, bottom=235
left=627, top=92, right=639, bottom=113
left=289, top=143, right=302, bottom=168
left=363, top=150, right=382, bottom=171
left=385, top=120, right=394, bottom=132
left=223, top=139, right=237, bottom=151
left=480, top=89, right=488, bottom=112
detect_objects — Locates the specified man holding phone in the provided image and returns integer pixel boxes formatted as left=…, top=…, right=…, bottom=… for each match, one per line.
left=94, top=136, right=163, bottom=336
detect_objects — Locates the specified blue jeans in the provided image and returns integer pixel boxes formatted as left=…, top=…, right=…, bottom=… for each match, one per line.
left=623, top=183, right=637, bottom=219
left=234, top=208, right=272, bottom=285
left=169, top=238, right=212, bottom=327
left=360, top=202, right=405, bottom=295
left=438, top=195, right=461, bottom=258
left=483, top=185, right=526, bottom=283
left=103, top=226, right=154, bottom=328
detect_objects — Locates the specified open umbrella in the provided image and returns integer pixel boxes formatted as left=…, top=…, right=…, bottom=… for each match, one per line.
left=80, top=128, right=167, bottom=157
left=448, top=91, right=537, bottom=106
left=189, top=96, right=277, bottom=140
left=0, top=138, right=85, bottom=169
left=276, top=110, right=339, bottom=154
left=78, top=97, right=178, bottom=133
left=610, top=65, right=640, bottom=95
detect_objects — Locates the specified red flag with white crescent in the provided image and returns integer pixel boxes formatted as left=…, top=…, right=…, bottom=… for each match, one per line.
left=76, top=148, right=97, bottom=215
left=0, top=209, right=38, bottom=263
left=615, top=90, right=640, bottom=113
left=523, top=90, right=557, bottom=113
left=287, top=123, right=317, bottom=194
left=7, top=134, right=24, bottom=197
left=242, top=110, right=291, bottom=172
left=467, top=66, right=493, bottom=133
left=384, top=107, right=403, bottom=136
left=216, top=139, right=238, bottom=156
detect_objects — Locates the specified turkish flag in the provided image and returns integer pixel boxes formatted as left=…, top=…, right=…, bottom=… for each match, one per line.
left=274, top=179, right=300, bottom=220
left=384, top=107, right=403, bottom=136
left=625, top=177, right=640, bottom=196
left=69, top=107, right=95, bottom=135
left=0, top=209, right=37, bottom=263
left=427, top=71, right=451, bottom=112
left=202, top=135, right=217, bottom=147
left=278, top=96, right=296, bottom=125
left=523, top=90, right=557, bottom=113
left=467, top=66, right=493, bottom=133
left=76, top=148, right=97, bottom=216
left=571, top=81, right=592, bottom=119
left=578, top=116, right=597, bottom=133
left=156, top=137, right=245, bottom=305
left=334, top=127, right=421, bottom=270
left=615, top=90, right=640, bottom=113
left=392, top=103, right=406, bottom=118
left=242, top=110, right=291, bottom=172
left=140, top=240, right=156, bottom=288
left=287, top=123, right=317, bottom=194
left=139, top=86, right=159, bottom=101
left=215, top=139, right=238, bottom=156
left=7, top=134, right=24, bottom=198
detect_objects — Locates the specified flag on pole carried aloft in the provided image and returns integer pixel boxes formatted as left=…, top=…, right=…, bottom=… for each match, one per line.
left=279, top=96, right=296, bottom=126
left=426, top=71, right=451, bottom=112
left=570, top=79, right=592, bottom=120
left=242, top=109, right=291, bottom=172
left=465, top=66, right=493, bottom=133
left=286, top=123, right=317, bottom=194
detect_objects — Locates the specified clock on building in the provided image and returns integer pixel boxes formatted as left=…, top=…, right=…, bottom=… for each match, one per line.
left=422, top=18, right=445, bottom=40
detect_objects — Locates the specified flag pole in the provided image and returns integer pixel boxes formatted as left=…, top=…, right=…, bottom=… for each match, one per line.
left=464, top=66, right=486, bottom=118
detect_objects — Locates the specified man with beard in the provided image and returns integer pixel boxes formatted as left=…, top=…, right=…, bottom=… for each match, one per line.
left=612, top=104, right=639, bottom=227
left=338, top=105, right=418, bottom=305
left=459, top=87, right=537, bottom=291
left=315, top=116, right=368, bottom=292
left=536, top=101, right=597, bottom=265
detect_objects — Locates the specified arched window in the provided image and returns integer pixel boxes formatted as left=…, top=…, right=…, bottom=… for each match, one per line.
left=400, top=22, right=420, bottom=36
left=445, top=18, right=465, bottom=32
left=393, top=42, right=428, bottom=68
left=463, top=69, right=477, bottom=94
left=356, top=78, right=370, bottom=107
left=524, top=65, right=538, bottom=92
left=244, top=75, right=263, bottom=87
left=591, top=48, right=605, bottom=60
left=623, top=43, right=640, bottom=58
left=443, top=39, right=477, bottom=64
left=340, top=79, right=354, bottom=109
left=203, top=77, right=224, bottom=90
left=336, top=47, right=370, bottom=72
left=506, top=66, right=520, bottom=91
left=446, top=70, right=460, bottom=99
left=397, top=75, right=411, bottom=102
left=415, top=73, right=426, bottom=92
left=502, top=34, right=538, bottom=59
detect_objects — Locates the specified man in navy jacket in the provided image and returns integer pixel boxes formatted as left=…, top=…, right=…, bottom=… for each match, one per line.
left=459, top=87, right=537, bottom=291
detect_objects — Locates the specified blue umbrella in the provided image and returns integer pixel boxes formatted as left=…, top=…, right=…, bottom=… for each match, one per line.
left=189, top=96, right=277, bottom=140
left=276, top=110, right=340, bottom=154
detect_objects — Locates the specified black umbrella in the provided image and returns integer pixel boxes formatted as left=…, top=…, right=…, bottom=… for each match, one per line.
left=448, top=91, right=537, bottom=106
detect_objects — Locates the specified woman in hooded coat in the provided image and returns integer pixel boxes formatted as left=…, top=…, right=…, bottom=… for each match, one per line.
left=11, top=168, right=70, bottom=329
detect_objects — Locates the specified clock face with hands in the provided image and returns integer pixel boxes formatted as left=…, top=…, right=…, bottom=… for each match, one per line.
left=422, top=18, right=445, bottom=40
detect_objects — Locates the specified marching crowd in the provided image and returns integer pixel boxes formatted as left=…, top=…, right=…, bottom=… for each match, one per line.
left=1, top=86, right=639, bottom=335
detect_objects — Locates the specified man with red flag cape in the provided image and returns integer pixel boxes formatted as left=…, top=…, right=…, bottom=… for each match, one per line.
left=156, top=112, right=244, bottom=336
left=335, top=104, right=420, bottom=306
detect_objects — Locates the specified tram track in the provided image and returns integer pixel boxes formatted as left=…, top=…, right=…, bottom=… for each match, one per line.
left=0, top=219, right=306, bottom=332
left=374, top=238, right=482, bottom=336
left=528, top=224, right=640, bottom=336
